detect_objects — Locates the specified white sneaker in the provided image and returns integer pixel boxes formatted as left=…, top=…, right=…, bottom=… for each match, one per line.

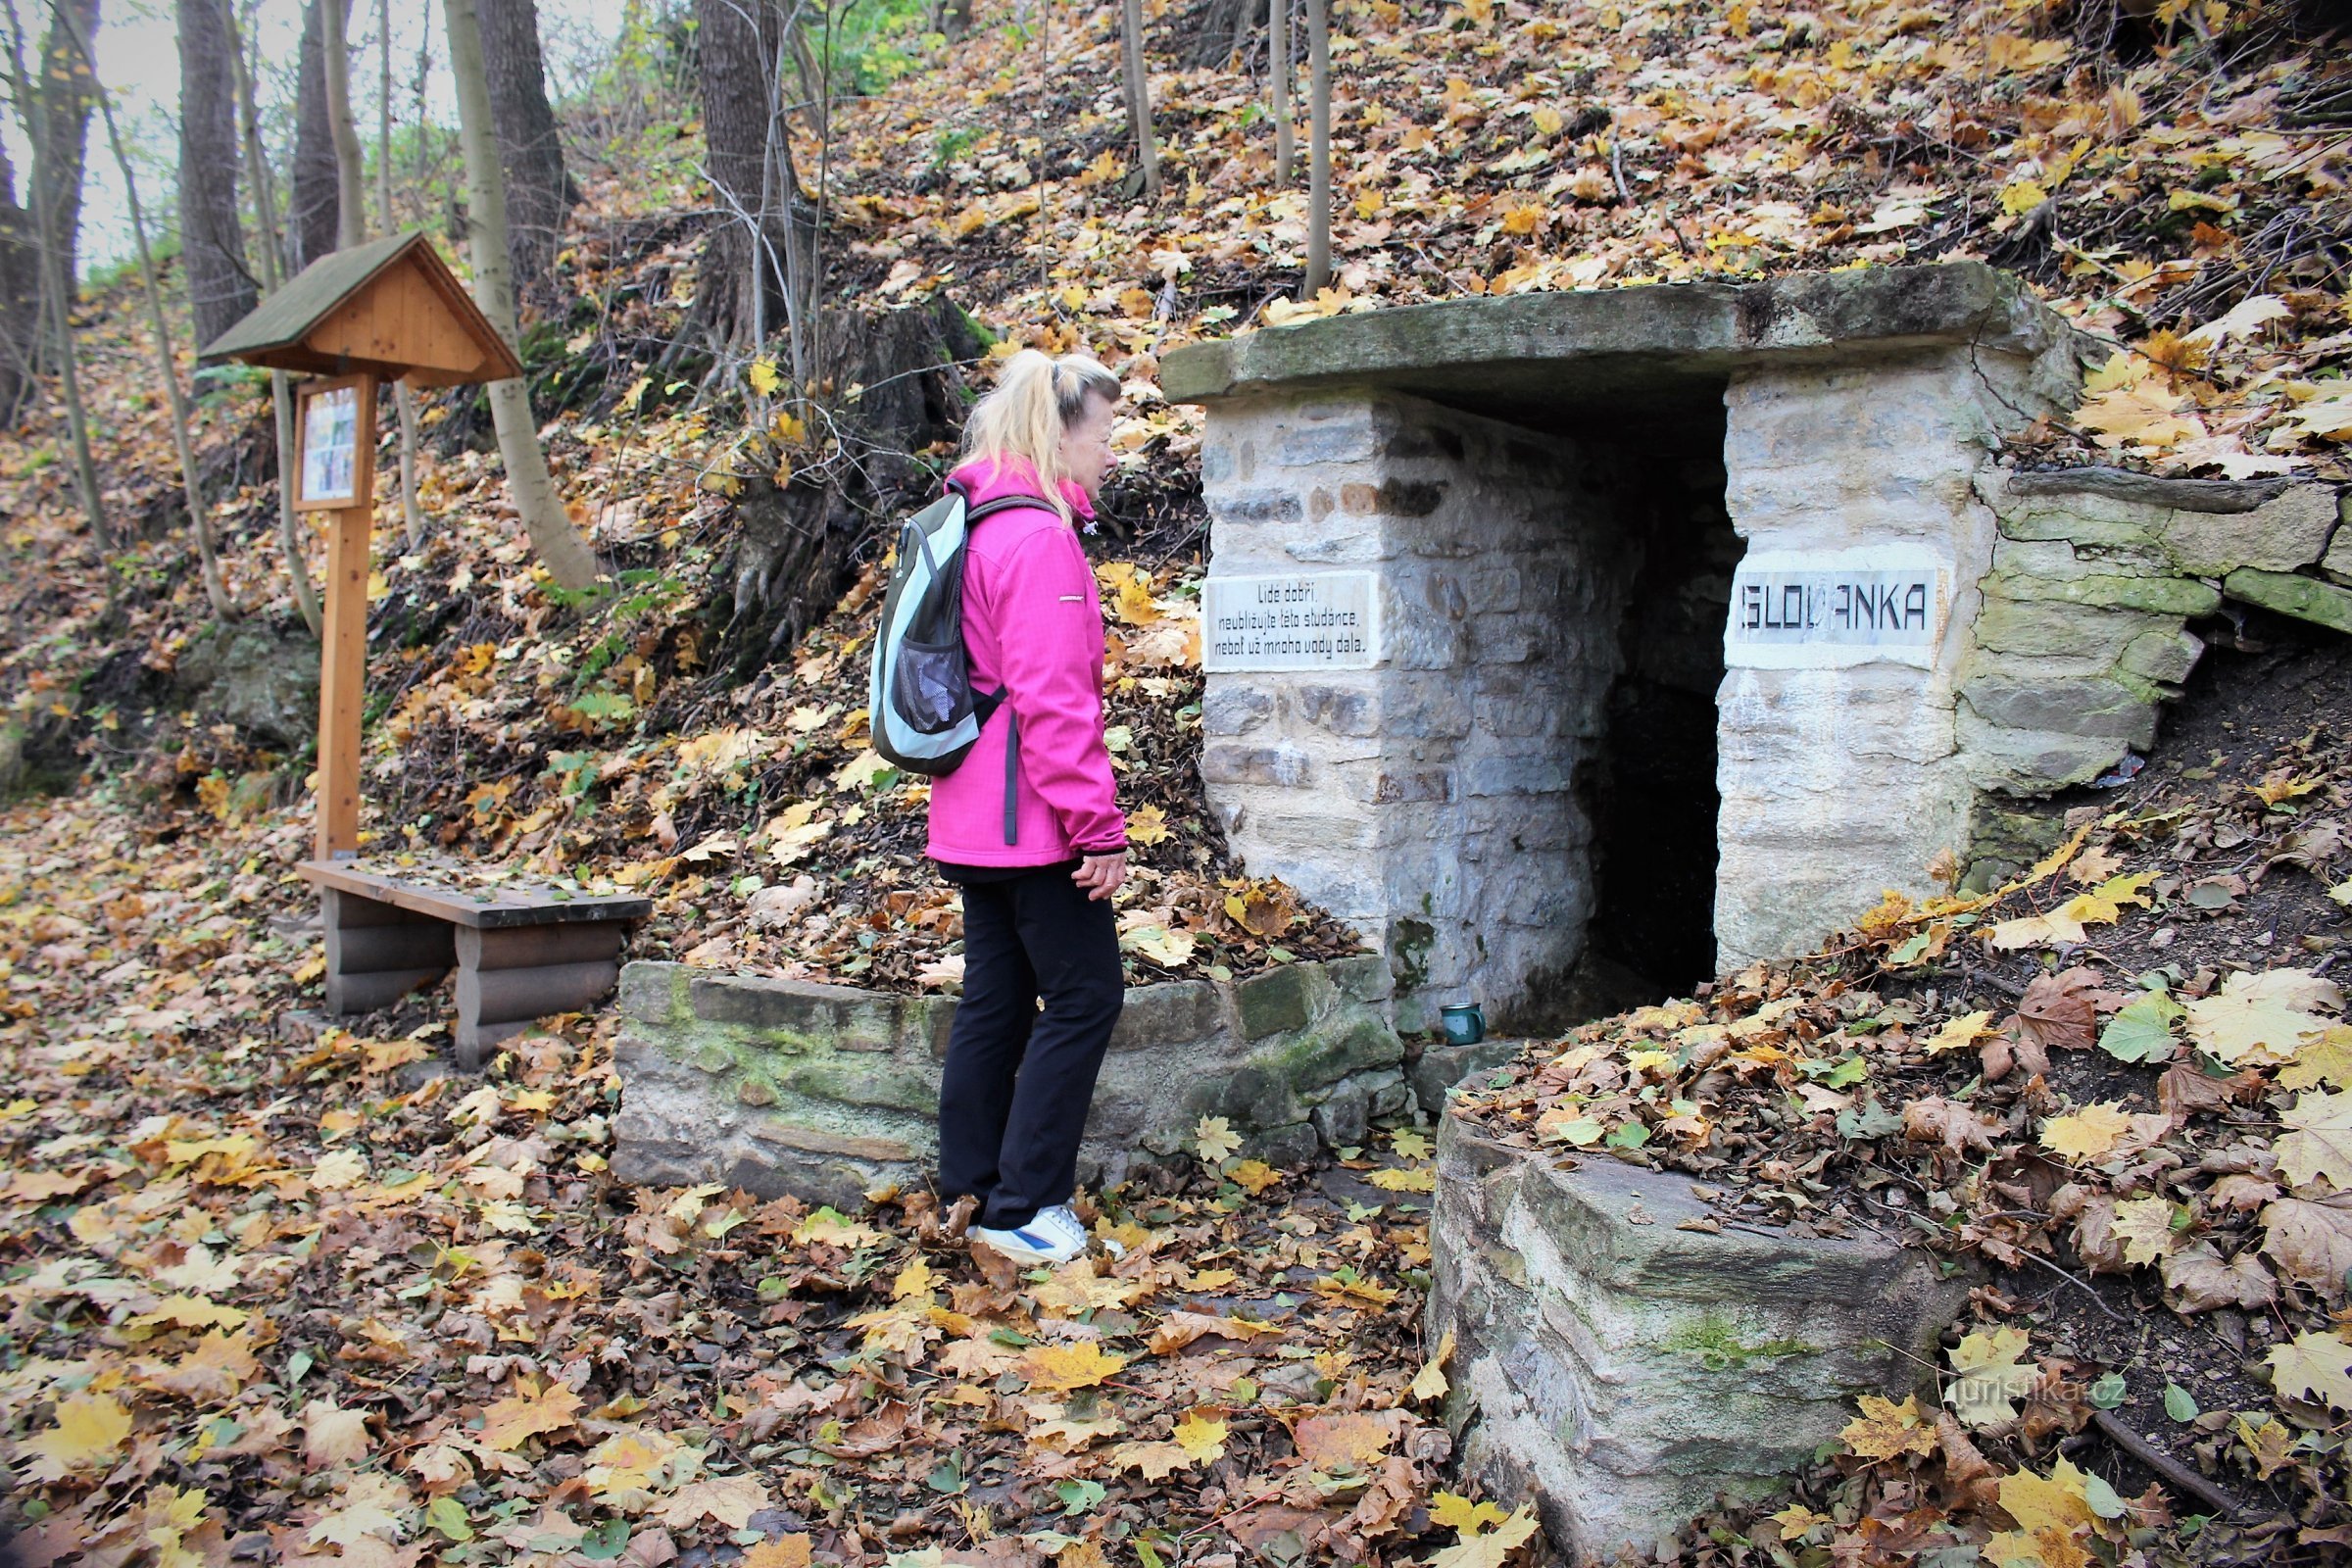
left=972, top=1204, right=1089, bottom=1265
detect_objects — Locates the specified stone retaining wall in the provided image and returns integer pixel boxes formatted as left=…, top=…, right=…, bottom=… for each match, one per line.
left=612, top=955, right=1420, bottom=1206
left=1428, top=1113, right=1972, bottom=1562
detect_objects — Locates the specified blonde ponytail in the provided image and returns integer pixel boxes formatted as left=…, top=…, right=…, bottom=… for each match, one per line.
left=961, top=349, right=1121, bottom=522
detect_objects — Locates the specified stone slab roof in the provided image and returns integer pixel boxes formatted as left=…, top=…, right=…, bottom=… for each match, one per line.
left=1161, top=261, right=2074, bottom=424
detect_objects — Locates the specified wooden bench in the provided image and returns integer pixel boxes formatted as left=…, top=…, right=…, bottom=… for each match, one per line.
left=298, top=859, right=653, bottom=1069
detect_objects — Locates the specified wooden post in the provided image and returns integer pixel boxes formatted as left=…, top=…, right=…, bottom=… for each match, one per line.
left=294, top=373, right=380, bottom=859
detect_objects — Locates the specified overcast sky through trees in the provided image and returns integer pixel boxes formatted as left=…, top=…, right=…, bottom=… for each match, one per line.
left=4, top=0, right=617, bottom=280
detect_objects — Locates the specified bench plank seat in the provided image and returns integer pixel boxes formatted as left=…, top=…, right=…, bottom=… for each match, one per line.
left=297, top=859, right=652, bottom=1067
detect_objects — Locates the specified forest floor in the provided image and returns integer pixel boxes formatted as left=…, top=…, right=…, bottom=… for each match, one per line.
left=3, top=0, right=2352, bottom=1563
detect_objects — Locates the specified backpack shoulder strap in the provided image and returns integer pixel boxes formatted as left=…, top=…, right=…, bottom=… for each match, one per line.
left=963, top=493, right=1055, bottom=524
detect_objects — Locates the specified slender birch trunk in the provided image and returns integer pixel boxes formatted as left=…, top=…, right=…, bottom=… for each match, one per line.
left=379, top=0, right=424, bottom=547
left=1270, top=0, right=1291, bottom=184
left=56, top=1, right=233, bottom=616
left=1301, top=0, right=1330, bottom=297
left=1120, top=0, right=1159, bottom=200
left=226, top=0, right=321, bottom=634
left=444, top=0, right=599, bottom=591
left=320, top=0, right=365, bottom=249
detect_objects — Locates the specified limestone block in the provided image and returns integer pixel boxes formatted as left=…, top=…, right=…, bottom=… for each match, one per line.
left=1200, top=743, right=1315, bottom=788
left=613, top=958, right=1406, bottom=1203
left=2224, top=567, right=2352, bottom=636
left=1410, top=1038, right=1527, bottom=1111
left=1954, top=708, right=2130, bottom=795
left=1201, top=684, right=1275, bottom=737
left=2325, top=503, right=2352, bottom=584
left=1109, top=979, right=1225, bottom=1054
left=2162, top=486, right=2336, bottom=576
left=2119, top=628, right=2204, bottom=686
left=1235, top=962, right=1334, bottom=1039
left=1986, top=534, right=2174, bottom=584
left=1970, top=596, right=2175, bottom=666
left=1985, top=566, right=2220, bottom=617
left=1959, top=674, right=2156, bottom=746
left=1429, top=1116, right=1971, bottom=1563
left=689, top=973, right=900, bottom=1052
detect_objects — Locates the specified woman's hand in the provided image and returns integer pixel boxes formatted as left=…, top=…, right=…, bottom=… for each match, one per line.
left=1072, top=852, right=1128, bottom=902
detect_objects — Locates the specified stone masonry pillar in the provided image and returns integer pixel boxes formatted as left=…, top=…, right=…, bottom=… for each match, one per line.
left=1712, top=348, right=2034, bottom=970
left=1199, top=391, right=1630, bottom=1034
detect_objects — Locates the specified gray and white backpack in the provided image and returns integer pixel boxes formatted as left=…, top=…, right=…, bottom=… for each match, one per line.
left=867, top=481, right=1046, bottom=779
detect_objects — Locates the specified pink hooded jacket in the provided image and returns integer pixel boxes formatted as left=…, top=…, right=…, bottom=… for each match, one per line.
left=923, top=454, right=1127, bottom=866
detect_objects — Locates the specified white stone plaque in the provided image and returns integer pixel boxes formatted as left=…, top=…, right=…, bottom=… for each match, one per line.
left=1725, top=547, right=1950, bottom=669
left=1203, top=571, right=1382, bottom=672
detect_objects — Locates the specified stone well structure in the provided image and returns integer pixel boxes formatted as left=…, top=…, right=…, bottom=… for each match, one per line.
left=1163, top=263, right=2352, bottom=1029
left=612, top=956, right=1427, bottom=1206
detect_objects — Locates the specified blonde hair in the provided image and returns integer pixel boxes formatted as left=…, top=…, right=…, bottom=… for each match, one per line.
left=961, top=349, right=1121, bottom=521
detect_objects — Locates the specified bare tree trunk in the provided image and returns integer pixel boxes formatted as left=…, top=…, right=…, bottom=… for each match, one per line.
left=2, top=0, right=104, bottom=548
left=56, top=2, right=232, bottom=615
left=35, top=0, right=95, bottom=305
left=1269, top=0, right=1290, bottom=184
left=941, top=0, right=970, bottom=38
left=479, top=0, right=572, bottom=310
left=0, top=136, right=36, bottom=421
left=320, top=0, right=366, bottom=250
left=289, top=0, right=351, bottom=269
left=445, top=0, right=598, bottom=590
left=1301, top=0, right=1329, bottom=296
left=1119, top=0, right=1159, bottom=200
left=223, top=0, right=320, bottom=635
left=176, top=0, right=256, bottom=346
left=691, top=0, right=818, bottom=371
left=379, top=0, right=424, bottom=548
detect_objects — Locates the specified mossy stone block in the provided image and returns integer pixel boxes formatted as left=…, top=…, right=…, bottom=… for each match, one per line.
left=2225, top=568, right=2352, bottom=636
left=1235, top=962, right=1326, bottom=1039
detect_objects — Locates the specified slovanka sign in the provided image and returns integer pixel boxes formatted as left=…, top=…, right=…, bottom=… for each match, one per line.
left=1725, top=547, right=1951, bottom=669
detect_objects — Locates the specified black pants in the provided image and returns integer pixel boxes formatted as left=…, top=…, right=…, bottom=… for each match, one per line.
left=936, top=860, right=1124, bottom=1231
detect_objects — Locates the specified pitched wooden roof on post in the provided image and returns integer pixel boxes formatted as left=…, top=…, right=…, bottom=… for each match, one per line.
left=200, top=230, right=522, bottom=388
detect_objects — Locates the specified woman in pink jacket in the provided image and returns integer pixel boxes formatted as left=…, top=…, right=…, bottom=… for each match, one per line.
left=931, top=348, right=1128, bottom=1266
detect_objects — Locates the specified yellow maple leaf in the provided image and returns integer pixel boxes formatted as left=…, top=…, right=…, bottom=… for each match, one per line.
left=1999, top=1458, right=2098, bottom=1535
left=1110, top=1439, right=1192, bottom=1480
left=1922, top=1010, right=1993, bottom=1054
left=1428, top=1493, right=1512, bottom=1532
left=748, top=358, right=781, bottom=396
left=2185, top=969, right=2340, bottom=1066
left=892, top=1256, right=935, bottom=1300
left=21, top=1392, right=132, bottom=1480
left=1228, top=1158, right=1282, bottom=1195
left=2281, top=1026, right=2352, bottom=1091
left=1127, top=804, right=1172, bottom=847
left=2000, top=177, right=2050, bottom=214
left=2113, top=1196, right=2178, bottom=1266
left=2278, top=1089, right=2352, bottom=1193
left=1841, top=1393, right=1936, bottom=1461
left=480, top=1379, right=584, bottom=1451
left=2040, top=1102, right=2133, bottom=1162
left=1772, top=1502, right=1830, bottom=1542
left=1293, top=1410, right=1393, bottom=1470
left=1947, top=1327, right=2040, bottom=1427
left=743, top=1537, right=814, bottom=1568
left=1173, top=1411, right=1229, bottom=1461
left=1430, top=1506, right=1542, bottom=1568
left=1019, top=1342, right=1127, bottom=1392
left=2076, top=379, right=2204, bottom=451
left=1412, top=1329, right=1456, bottom=1402
left=1370, top=1164, right=1436, bottom=1193
left=2269, top=1331, right=2352, bottom=1408
left=1193, top=1114, right=1241, bottom=1163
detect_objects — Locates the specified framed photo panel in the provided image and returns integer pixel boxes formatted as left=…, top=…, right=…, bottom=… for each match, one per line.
left=294, top=375, right=372, bottom=512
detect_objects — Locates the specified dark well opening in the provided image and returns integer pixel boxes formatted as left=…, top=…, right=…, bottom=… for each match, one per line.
left=1581, top=405, right=1741, bottom=1004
